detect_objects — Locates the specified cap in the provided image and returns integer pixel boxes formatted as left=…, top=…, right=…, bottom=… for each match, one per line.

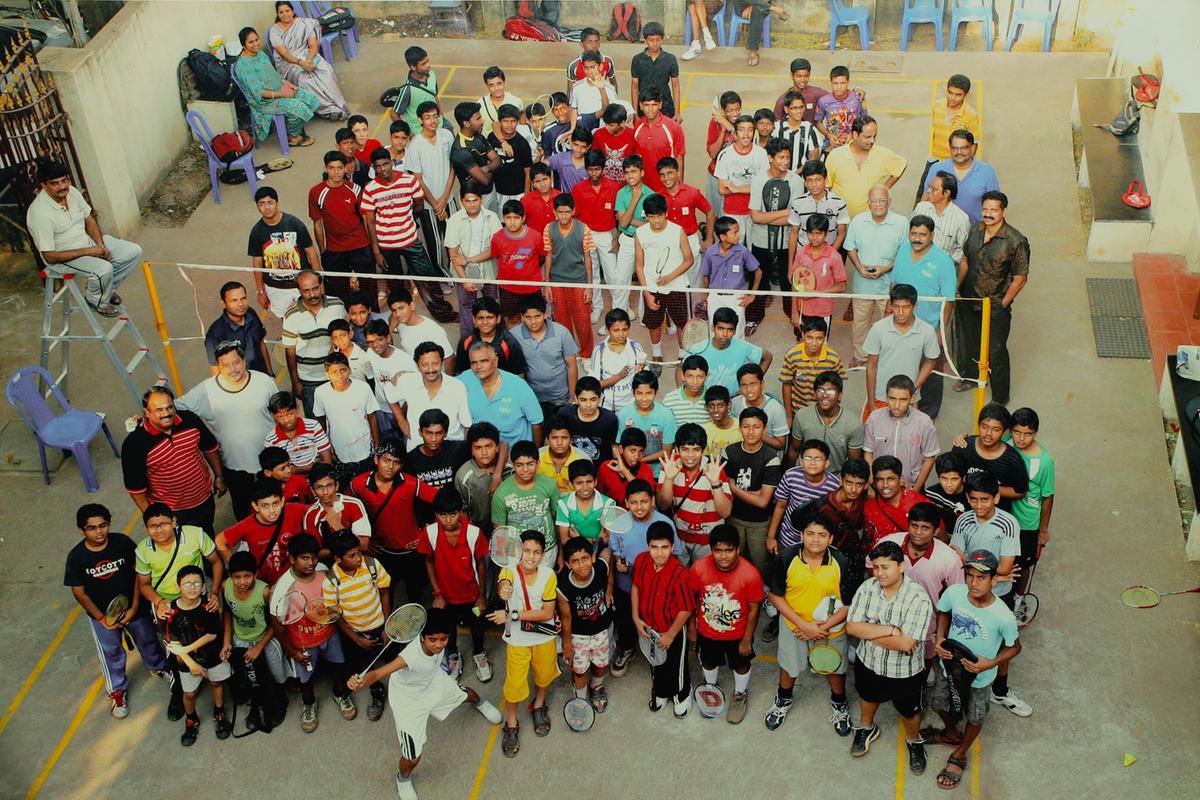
left=964, top=549, right=999, bottom=574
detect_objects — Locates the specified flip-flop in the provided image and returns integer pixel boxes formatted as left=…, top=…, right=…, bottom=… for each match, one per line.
left=748, top=53, right=760, bottom=67
left=937, top=755, right=968, bottom=789
left=778, top=9, right=791, bottom=21
left=261, top=158, right=294, bottom=174
left=289, top=135, right=314, bottom=147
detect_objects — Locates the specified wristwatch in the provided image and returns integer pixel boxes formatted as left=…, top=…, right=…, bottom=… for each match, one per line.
left=510, top=610, right=520, bottom=622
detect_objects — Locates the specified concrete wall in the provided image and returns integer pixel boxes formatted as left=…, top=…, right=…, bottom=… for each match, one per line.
left=37, top=0, right=272, bottom=236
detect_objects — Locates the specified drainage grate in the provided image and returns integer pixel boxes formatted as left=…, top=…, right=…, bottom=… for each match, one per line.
left=1086, top=277, right=1151, bottom=359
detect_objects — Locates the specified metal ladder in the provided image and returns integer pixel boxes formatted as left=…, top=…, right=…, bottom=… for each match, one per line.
left=39, top=270, right=168, bottom=407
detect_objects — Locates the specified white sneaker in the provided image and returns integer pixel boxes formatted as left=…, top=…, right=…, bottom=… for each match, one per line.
left=666, top=320, right=678, bottom=336
left=396, top=773, right=418, bottom=800
left=474, top=653, right=492, bottom=683
left=990, top=689, right=1033, bottom=717
left=703, top=30, right=717, bottom=50
left=597, top=324, right=609, bottom=336
left=681, top=40, right=702, bottom=61
left=474, top=699, right=504, bottom=725
left=673, top=694, right=691, bottom=718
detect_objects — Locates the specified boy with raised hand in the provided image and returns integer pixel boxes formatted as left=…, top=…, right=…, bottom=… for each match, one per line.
left=923, top=451, right=970, bottom=543
left=705, top=91, right=741, bottom=217
left=663, top=354, right=712, bottom=427
left=221, top=551, right=288, bottom=733
left=763, top=510, right=853, bottom=735
left=557, top=536, right=615, bottom=713
left=927, top=550, right=1021, bottom=790
left=216, top=478, right=310, bottom=585
left=636, top=193, right=694, bottom=363
left=597, top=427, right=655, bottom=509
left=657, top=423, right=732, bottom=566
left=569, top=51, right=618, bottom=134
left=349, top=606, right=502, bottom=800
left=324, top=529, right=393, bottom=722
left=493, top=441, right=561, bottom=567
left=166, top=564, right=233, bottom=745
left=689, top=524, right=763, bottom=724
left=845, top=540, right=934, bottom=772
left=617, top=370, right=678, bottom=479
left=590, top=309, right=647, bottom=413
left=556, top=376, right=620, bottom=463
left=66, top=503, right=168, bottom=720
left=486, top=530, right=560, bottom=757
left=556, top=459, right=617, bottom=552
left=455, top=422, right=506, bottom=531
left=1008, top=407, right=1055, bottom=618
left=713, top=115, right=769, bottom=243
left=632, top=520, right=695, bottom=717
left=420, top=486, right=491, bottom=682
left=702, top=384, right=743, bottom=460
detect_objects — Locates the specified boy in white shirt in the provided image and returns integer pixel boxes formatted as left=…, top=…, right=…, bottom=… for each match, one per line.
left=635, top=193, right=694, bottom=362
left=313, top=352, right=381, bottom=485
left=570, top=51, right=618, bottom=133
left=363, top=319, right=415, bottom=442
left=589, top=308, right=647, bottom=412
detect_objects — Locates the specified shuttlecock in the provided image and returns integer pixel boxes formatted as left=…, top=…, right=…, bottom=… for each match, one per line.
left=1123, top=754, right=1136, bottom=767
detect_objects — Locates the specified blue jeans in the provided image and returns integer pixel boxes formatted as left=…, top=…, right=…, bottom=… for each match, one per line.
left=89, top=607, right=168, bottom=694
left=48, top=235, right=141, bottom=307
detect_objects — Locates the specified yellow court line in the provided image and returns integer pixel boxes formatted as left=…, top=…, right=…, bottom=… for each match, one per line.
left=895, top=726, right=906, bottom=799
left=370, top=109, right=391, bottom=140
left=971, top=738, right=981, bottom=799
left=681, top=72, right=695, bottom=111
left=438, top=65, right=459, bottom=99
left=438, top=63, right=944, bottom=86
left=25, top=676, right=104, bottom=800
left=468, top=723, right=501, bottom=800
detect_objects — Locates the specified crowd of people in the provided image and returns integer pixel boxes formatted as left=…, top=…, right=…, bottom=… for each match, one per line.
left=46, top=11, right=1055, bottom=799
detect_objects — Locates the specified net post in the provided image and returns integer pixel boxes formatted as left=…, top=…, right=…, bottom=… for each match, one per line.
left=972, top=296, right=991, bottom=433
left=141, top=261, right=184, bottom=393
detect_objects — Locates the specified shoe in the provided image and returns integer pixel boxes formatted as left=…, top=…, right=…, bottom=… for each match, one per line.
left=396, top=773, right=418, bottom=800
left=301, top=702, right=319, bottom=733
left=850, top=724, right=880, bottom=756
left=990, top=689, right=1032, bottom=717
left=761, top=617, right=779, bottom=643
left=703, top=30, right=717, bottom=50
left=213, top=710, right=232, bottom=740
left=151, top=669, right=174, bottom=687
left=673, top=694, right=690, bottom=718
left=167, top=692, right=185, bottom=722
left=590, top=685, right=608, bottom=713
left=444, top=652, right=462, bottom=680
left=830, top=700, right=852, bottom=736
left=764, top=698, right=791, bottom=730
left=109, top=690, right=129, bottom=719
left=368, top=693, right=386, bottom=722
left=108, top=292, right=123, bottom=306
left=181, top=716, right=199, bottom=746
left=648, top=362, right=663, bottom=378
left=649, top=695, right=666, bottom=712
left=843, top=304, right=854, bottom=321
left=727, top=691, right=748, bottom=724
left=954, top=380, right=974, bottom=393
left=591, top=305, right=603, bottom=323
left=475, top=699, right=503, bottom=724
left=907, top=740, right=928, bottom=774
left=681, top=40, right=702, bottom=61
left=501, top=723, right=520, bottom=757
left=744, top=322, right=758, bottom=337
left=531, top=703, right=551, bottom=736
left=473, top=653, right=493, bottom=683
left=611, top=649, right=632, bottom=677
left=666, top=320, right=678, bottom=336
left=92, top=303, right=120, bottom=318
left=337, top=693, right=358, bottom=720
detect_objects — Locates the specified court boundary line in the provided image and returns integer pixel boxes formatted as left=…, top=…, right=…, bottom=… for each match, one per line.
left=468, top=723, right=500, bottom=800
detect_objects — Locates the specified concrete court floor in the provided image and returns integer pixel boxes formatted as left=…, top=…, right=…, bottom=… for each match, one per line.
left=2, top=37, right=1199, bottom=800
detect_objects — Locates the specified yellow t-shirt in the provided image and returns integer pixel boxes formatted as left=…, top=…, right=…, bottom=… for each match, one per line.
left=826, top=144, right=910, bottom=219
left=537, top=446, right=586, bottom=494
left=768, top=545, right=848, bottom=635
left=703, top=420, right=743, bottom=460
left=928, top=97, right=981, bottom=160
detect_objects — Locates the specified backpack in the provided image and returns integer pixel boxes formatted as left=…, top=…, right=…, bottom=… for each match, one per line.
left=424, top=522, right=483, bottom=581
left=462, top=333, right=510, bottom=361
left=317, top=5, right=356, bottom=33
left=186, top=48, right=233, bottom=101
left=210, top=130, right=253, bottom=164
left=608, top=2, right=642, bottom=42
left=502, top=15, right=562, bottom=42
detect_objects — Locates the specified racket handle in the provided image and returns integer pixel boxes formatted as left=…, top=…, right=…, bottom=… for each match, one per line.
left=357, top=641, right=393, bottom=679
left=1164, top=587, right=1200, bottom=596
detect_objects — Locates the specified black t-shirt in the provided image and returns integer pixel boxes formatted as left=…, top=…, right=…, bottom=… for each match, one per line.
left=555, top=406, right=619, bottom=463
left=454, top=328, right=528, bottom=377
left=722, top=442, right=782, bottom=523
left=953, top=437, right=1029, bottom=512
left=487, top=132, right=534, bottom=196
left=923, top=483, right=968, bottom=533
left=557, top=558, right=611, bottom=635
left=246, top=212, right=314, bottom=282
left=406, top=441, right=470, bottom=524
left=63, top=534, right=138, bottom=612
left=449, top=133, right=495, bottom=196
left=630, top=50, right=680, bottom=118
left=167, top=600, right=222, bottom=669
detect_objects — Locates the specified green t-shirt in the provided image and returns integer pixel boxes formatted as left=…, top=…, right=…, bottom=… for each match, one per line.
left=615, top=184, right=657, bottom=237
left=492, top=474, right=561, bottom=554
left=134, top=525, right=215, bottom=601
left=223, top=578, right=269, bottom=643
left=555, top=491, right=616, bottom=540
left=1012, top=445, right=1055, bottom=531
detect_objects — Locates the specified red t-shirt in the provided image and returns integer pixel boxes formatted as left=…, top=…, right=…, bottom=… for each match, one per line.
left=220, top=503, right=310, bottom=585
left=301, top=495, right=369, bottom=540
left=350, top=471, right=438, bottom=552
left=597, top=459, right=655, bottom=507
left=863, top=489, right=931, bottom=545
left=662, top=183, right=711, bottom=236
left=353, top=138, right=385, bottom=166
left=307, top=181, right=369, bottom=252
left=417, top=517, right=488, bottom=604
left=572, top=179, right=621, bottom=233
left=282, top=473, right=316, bottom=506
left=706, top=119, right=735, bottom=175
left=520, top=189, right=560, bottom=235
left=490, top=227, right=545, bottom=294
left=591, top=126, right=637, bottom=182
left=632, top=551, right=694, bottom=632
left=689, top=555, right=765, bottom=641
left=361, top=172, right=424, bottom=250
left=633, top=116, right=686, bottom=194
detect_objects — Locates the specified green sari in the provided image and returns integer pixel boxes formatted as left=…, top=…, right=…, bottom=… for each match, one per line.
left=234, top=50, right=319, bottom=139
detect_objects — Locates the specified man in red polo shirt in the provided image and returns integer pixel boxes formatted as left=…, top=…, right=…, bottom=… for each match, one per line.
left=658, top=155, right=713, bottom=310
left=520, top=163, right=559, bottom=235
left=573, top=150, right=621, bottom=324
left=309, top=150, right=375, bottom=307
left=863, top=456, right=930, bottom=545
left=215, top=478, right=309, bottom=584
left=350, top=440, right=438, bottom=605
left=633, top=87, right=686, bottom=195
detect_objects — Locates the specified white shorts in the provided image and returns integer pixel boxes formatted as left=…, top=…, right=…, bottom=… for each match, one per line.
left=388, top=673, right=468, bottom=759
left=570, top=630, right=611, bottom=673
left=179, top=659, right=232, bottom=693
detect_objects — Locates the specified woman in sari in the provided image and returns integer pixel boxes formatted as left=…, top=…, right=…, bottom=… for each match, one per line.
left=234, top=26, right=319, bottom=147
left=268, top=1, right=349, bottom=121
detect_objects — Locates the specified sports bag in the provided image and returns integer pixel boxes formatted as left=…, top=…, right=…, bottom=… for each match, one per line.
left=186, top=48, right=233, bottom=101
left=210, top=130, right=253, bottom=163
left=503, top=15, right=561, bottom=42
left=317, top=6, right=356, bottom=33
left=608, top=2, right=642, bottom=42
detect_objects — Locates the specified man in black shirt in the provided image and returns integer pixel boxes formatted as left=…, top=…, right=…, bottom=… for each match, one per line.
left=247, top=186, right=322, bottom=319
left=405, top=409, right=470, bottom=525
left=629, top=22, right=681, bottom=119
left=951, top=403, right=1028, bottom=513
left=204, top=281, right=273, bottom=376
left=449, top=102, right=501, bottom=211
left=723, top=406, right=781, bottom=579
left=487, top=104, right=533, bottom=212
left=454, top=296, right=527, bottom=377
left=555, top=376, right=619, bottom=463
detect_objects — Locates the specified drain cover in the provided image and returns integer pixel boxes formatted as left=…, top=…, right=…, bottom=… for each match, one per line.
left=1086, top=277, right=1151, bottom=359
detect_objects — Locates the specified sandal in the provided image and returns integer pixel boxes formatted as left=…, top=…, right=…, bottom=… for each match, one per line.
left=936, top=755, right=967, bottom=789
left=921, top=726, right=963, bottom=747
left=747, top=52, right=760, bottom=67
left=501, top=723, right=519, bottom=758
left=530, top=704, right=551, bottom=736
left=289, top=135, right=315, bottom=147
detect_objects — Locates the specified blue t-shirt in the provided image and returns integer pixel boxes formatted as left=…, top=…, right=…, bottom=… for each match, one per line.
left=891, top=243, right=959, bottom=327
left=921, top=159, right=1000, bottom=225
left=609, top=509, right=680, bottom=593
left=616, top=401, right=677, bottom=478
left=936, top=583, right=1019, bottom=688
left=703, top=337, right=763, bottom=394
left=461, top=369, right=545, bottom=447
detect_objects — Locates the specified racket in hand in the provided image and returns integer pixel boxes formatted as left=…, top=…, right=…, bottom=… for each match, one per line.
left=601, top=506, right=633, bottom=570
left=489, top=526, right=522, bottom=638
left=105, top=595, right=135, bottom=651
left=639, top=627, right=669, bottom=666
left=356, top=603, right=428, bottom=679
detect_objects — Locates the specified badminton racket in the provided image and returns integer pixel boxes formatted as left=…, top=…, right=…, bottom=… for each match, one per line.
left=1015, top=547, right=1042, bottom=628
left=490, top=525, right=522, bottom=638
left=693, top=683, right=727, bottom=718
left=563, top=696, right=596, bottom=732
left=601, top=506, right=634, bottom=569
left=1120, top=584, right=1200, bottom=608
left=649, top=318, right=711, bottom=367
left=104, top=594, right=135, bottom=651
left=808, top=596, right=845, bottom=674
left=305, top=600, right=341, bottom=626
left=639, top=627, right=669, bottom=666
left=356, top=603, right=428, bottom=678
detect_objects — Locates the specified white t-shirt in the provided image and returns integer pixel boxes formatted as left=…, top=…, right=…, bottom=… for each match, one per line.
left=478, top=92, right=525, bottom=129
left=636, top=220, right=689, bottom=291
left=175, top=372, right=277, bottom=474
left=406, top=128, right=456, bottom=201
left=500, top=563, right=558, bottom=647
left=730, top=395, right=790, bottom=439
left=313, top=380, right=380, bottom=463
left=394, top=372, right=472, bottom=447
left=714, top=144, right=770, bottom=206
left=365, top=346, right=417, bottom=409
left=589, top=339, right=647, bottom=412
left=388, top=637, right=444, bottom=699
left=395, top=317, right=454, bottom=361
left=570, top=80, right=617, bottom=117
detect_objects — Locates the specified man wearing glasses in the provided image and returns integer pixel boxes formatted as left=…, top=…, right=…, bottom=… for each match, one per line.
left=788, top=370, right=864, bottom=474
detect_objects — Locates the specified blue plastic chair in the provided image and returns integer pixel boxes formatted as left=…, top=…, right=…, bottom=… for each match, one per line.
left=186, top=111, right=258, bottom=205
left=949, top=0, right=995, bottom=51
left=685, top=1, right=728, bottom=47
left=6, top=366, right=119, bottom=493
left=727, top=4, right=771, bottom=49
left=1004, top=0, right=1061, bottom=52
left=900, top=0, right=945, bottom=51
left=828, top=0, right=870, bottom=51
left=298, top=1, right=357, bottom=61
left=230, top=66, right=292, bottom=155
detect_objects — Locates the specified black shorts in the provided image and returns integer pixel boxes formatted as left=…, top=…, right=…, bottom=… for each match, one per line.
left=697, top=633, right=754, bottom=671
left=500, top=287, right=537, bottom=320
left=1018, top=529, right=1040, bottom=567
left=642, top=291, right=689, bottom=330
left=853, top=658, right=924, bottom=719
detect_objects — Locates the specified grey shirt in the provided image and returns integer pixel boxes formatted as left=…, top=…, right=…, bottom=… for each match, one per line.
left=790, top=404, right=864, bottom=473
left=862, top=316, right=940, bottom=403
left=514, top=322, right=580, bottom=403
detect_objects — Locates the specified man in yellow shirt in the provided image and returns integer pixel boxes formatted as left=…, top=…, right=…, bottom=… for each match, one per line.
left=918, top=74, right=981, bottom=201
left=826, top=116, right=908, bottom=220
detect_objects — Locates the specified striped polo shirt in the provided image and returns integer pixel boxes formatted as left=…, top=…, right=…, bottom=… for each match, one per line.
left=264, top=417, right=331, bottom=468
left=322, top=558, right=392, bottom=632
left=281, top=297, right=346, bottom=384
left=658, top=463, right=731, bottom=546
left=121, top=412, right=218, bottom=511
left=661, top=387, right=709, bottom=426
left=361, top=171, right=424, bottom=250
left=774, top=467, right=842, bottom=549
left=302, top=494, right=371, bottom=541
left=779, top=341, right=847, bottom=412
left=632, top=551, right=694, bottom=632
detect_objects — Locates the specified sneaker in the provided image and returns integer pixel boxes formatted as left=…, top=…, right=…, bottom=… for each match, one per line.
left=368, top=693, right=386, bottom=722
left=590, top=685, right=609, bottom=713
left=444, top=652, right=462, bottom=681
left=396, top=773, right=418, bottom=800
left=475, top=699, right=503, bottom=725
left=830, top=700, right=852, bottom=736
left=167, top=692, right=185, bottom=721
left=649, top=695, right=667, bottom=712
left=681, top=40, right=702, bottom=61
left=109, top=690, right=129, bottom=719
left=531, top=703, right=551, bottom=736
left=591, top=305, right=603, bottom=323
left=301, top=702, right=319, bottom=733
left=703, top=29, right=717, bottom=49
left=990, top=689, right=1033, bottom=717
left=337, top=693, right=358, bottom=720
left=597, top=323, right=609, bottom=336
left=761, top=617, right=779, bottom=643
left=744, top=322, right=758, bottom=337
left=501, top=723, right=520, bottom=757
left=1012, top=595, right=1030, bottom=626
left=673, top=694, right=690, bottom=718
left=213, top=711, right=232, bottom=740
left=666, top=320, right=678, bottom=336
left=727, top=691, right=748, bottom=724
left=473, top=653, right=492, bottom=683
left=907, top=740, right=928, bottom=774
left=648, top=362, right=663, bottom=378
left=953, top=380, right=974, bottom=393
left=92, top=303, right=120, bottom=318
left=764, top=698, right=791, bottom=730
left=611, top=649, right=633, bottom=677
left=181, top=716, right=199, bottom=746
left=850, top=724, right=880, bottom=757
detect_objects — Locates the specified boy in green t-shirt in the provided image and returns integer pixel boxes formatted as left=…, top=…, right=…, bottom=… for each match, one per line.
left=555, top=459, right=617, bottom=559
left=493, top=440, right=561, bottom=565
left=221, top=551, right=287, bottom=732
left=1008, top=407, right=1055, bottom=624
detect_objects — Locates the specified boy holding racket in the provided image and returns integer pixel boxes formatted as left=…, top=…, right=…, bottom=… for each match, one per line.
left=635, top=193, right=694, bottom=363
left=166, top=564, right=233, bottom=745
left=324, top=529, right=393, bottom=721
left=764, top=510, right=853, bottom=735
left=632, top=521, right=695, bottom=717
left=689, top=524, right=763, bottom=724
left=1009, top=407, right=1055, bottom=621
left=349, top=607, right=502, bottom=800
left=790, top=214, right=847, bottom=331
left=557, top=536, right=614, bottom=712
left=590, top=309, right=647, bottom=412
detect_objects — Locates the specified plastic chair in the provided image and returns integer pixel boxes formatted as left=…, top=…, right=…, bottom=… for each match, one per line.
left=186, top=111, right=258, bottom=205
left=727, top=3, right=771, bottom=49
left=230, top=67, right=292, bottom=155
left=685, top=1, right=728, bottom=47
left=900, top=0, right=945, bottom=51
left=949, top=0, right=995, bottom=51
left=828, top=0, right=870, bottom=51
left=298, top=1, right=357, bottom=61
left=6, top=365, right=119, bottom=493
left=1004, top=0, right=1061, bottom=52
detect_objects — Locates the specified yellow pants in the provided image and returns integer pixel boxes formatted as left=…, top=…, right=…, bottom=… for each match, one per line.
left=502, top=640, right=560, bottom=705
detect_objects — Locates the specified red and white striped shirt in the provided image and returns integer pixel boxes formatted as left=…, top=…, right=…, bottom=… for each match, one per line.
left=302, top=494, right=372, bottom=541
left=657, top=465, right=731, bottom=545
left=263, top=417, right=332, bottom=469
left=361, top=172, right=423, bottom=250
left=121, top=412, right=218, bottom=511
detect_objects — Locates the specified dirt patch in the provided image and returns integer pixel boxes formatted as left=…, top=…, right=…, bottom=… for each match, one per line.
left=140, top=141, right=212, bottom=228
left=361, top=13, right=471, bottom=40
